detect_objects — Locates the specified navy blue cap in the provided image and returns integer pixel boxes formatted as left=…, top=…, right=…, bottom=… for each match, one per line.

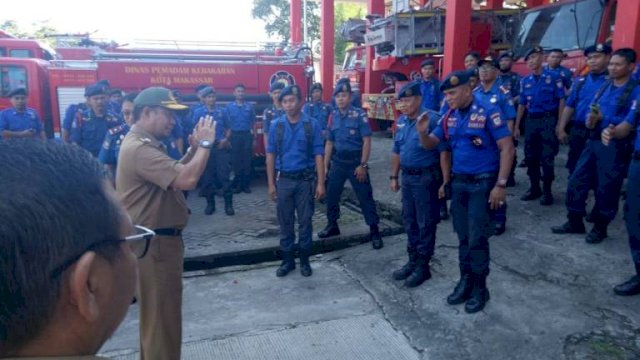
left=524, top=45, right=544, bottom=60
left=278, top=85, right=302, bottom=102
left=498, top=50, right=515, bottom=60
left=310, top=83, right=323, bottom=92
left=198, top=86, right=216, bottom=97
left=439, top=71, right=471, bottom=92
left=397, top=81, right=422, bottom=99
left=477, top=57, right=499, bottom=69
left=7, top=88, right=27, bottom=97
left=336, top=78, right=350, bottom=85
left=269, top=81, right=286, bottom=93
left=195, top=84, right=209, bottom=93
left=333, top=82, right=352, bottom=96
left=584, top=43, right=612, bottom=56
left=420, top=59, right=435, bottom=68
left=84, top=84, right=106, bottom=97
left=467, top=67, right=479, bottom=78
left=95, top=79, right=110, bottom=88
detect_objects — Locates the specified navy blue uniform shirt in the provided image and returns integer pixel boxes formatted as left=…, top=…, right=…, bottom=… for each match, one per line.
left=624, top=97, right=640, bottom=152
left=302, top=101, right=332, bottom=132
left=62, top=103, right=87, bottom=131
left=266, top=114, right=325, bottom=172
left=592, top=80, right=640, bottom=130
left=327, top=106, right=372, bottom=152
left=0, top=107, right=42, bottom=138
left=98, top=123, right=130, bottom=165
left=566, top=72, right=608, bottom=125
left=432, top=99, right=511, bottom=175
left=473, top=82, right=517, bottom=120
left=192, top=105, right=228, bottom=142
left=497, top=72, right=521, bottom=98
left=70, top=108, right=122, bottom=157
left=545, top=64, right=573, bottom=90
left=226, top=102, right=256, bottom=132
left=520, top=69, right=565, bottom=113
left=420, top=78, right=443, bottom=112
left=263, top=105, right=286, bottom=134
left=393, top=111, right=441, bottom=168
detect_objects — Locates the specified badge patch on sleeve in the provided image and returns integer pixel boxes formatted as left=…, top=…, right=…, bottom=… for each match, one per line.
left=491, top=112, right=502, bottom=126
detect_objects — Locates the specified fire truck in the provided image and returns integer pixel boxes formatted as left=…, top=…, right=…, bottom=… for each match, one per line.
left=0, top=37, right=314, bottom=157
left=336, top=5, right=520, bottom=129
left=343, top=0, right=630, bottom=130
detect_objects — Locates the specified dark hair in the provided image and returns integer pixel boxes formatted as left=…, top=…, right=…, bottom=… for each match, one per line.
left=234, top=84, right=246, bottom=90
left=613, top=48, right=637, bottom=64
left=465, top=51, right=481, bottom=61
left=123, top=92, right=138, bottom=104
left=0, top=140, right=122, bottom=356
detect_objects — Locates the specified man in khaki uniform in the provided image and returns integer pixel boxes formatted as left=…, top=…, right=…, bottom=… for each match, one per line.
left=116, top=87, right=215, bottom=360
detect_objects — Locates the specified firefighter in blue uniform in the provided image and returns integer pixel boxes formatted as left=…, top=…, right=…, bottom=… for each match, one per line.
left=266, top=85, right=325, bottom=278
left=514, top=46, right=565, bottom=205
left=163, top=117, right=184, bottom=161
left=603, top=93, right=640, bottom=296
left=497, top=51, right=521, bottom=102
left=419, top=59, right=442, bottom=112
left=390, top=81, right=443, bottom=288
left=70, top=85, right=122, bottom=157
left=98, top=92, right=137, bottom=177
left=545, top=49, right=574, bottom=92
left=552, top=48, right=640, bottom=244
left=333, top=78, right=362, bottom=108
left=62, top=101, right=87, bottom=143
left=0, top=88, right=46, bottom=140
left=419, top=70, right=514, bottom=313
left=263, top=81, right=286, bottom=143
left=94, top=79, right=121, bottom=115
left=556, top=44, right=611, bottom=175
left=475, top=57, right=517, bottom=236
left=227, top=83, right=256, bottom=194
left=302, top=82, right=332, bottom=137
left=318, top=82, right=382, bottom=249
left=192, top=86, right=235, bottom=216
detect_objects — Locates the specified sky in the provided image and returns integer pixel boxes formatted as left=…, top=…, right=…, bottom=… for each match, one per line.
left=2, top=0, right=276, bottom=46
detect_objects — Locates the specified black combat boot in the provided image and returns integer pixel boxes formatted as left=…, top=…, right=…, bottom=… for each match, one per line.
left=465, top=274, right=490, bottom=313
left=521, top=182, right=542, bottom=201
left=539, top=180, right=554, bottom=205
left=370, top=224, right=383, bottom=249
left=446, top=271, right=473, bottom=305
left=299, top=249, right=313, bottom=277
left=393, top=250, right=417, bottom=281
left=224, top=194, right=235, bottom=216
left=494, top=223, right=506, bottom=236
left=585, top=221, right=608, bottom=244
left=204, top=197, right=216, bottom=215
left=318, top=222, right=340, bottom=238
left=614, top=276, right=640, bottom=296
left=276, top=251, right=296, bottom=277
left=551, top=213, right=586, bottom=234
left=404, top=257, right=432, bottom=288
left=440, top=201, right=449, bottom=220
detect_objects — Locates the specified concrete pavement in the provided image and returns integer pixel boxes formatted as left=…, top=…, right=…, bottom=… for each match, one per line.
left=100, top=136, right=640, bottom=359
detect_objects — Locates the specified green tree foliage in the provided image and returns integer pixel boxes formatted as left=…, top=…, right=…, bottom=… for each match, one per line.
left=251, top=0, right=320, bottom=43
left=251, top=0, right=365, bottom=64
left=0, top=20, right=58, bottom=47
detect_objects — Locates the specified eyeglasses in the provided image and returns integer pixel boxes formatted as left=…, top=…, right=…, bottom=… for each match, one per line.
left=49, top=225, right=155, bottom=278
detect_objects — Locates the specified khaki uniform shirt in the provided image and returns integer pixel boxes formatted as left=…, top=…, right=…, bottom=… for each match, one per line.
left=115, top=125, right=189, bottom=229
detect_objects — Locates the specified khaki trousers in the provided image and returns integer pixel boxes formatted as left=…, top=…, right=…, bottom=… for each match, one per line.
left=138, top=235, right=184, bottom=360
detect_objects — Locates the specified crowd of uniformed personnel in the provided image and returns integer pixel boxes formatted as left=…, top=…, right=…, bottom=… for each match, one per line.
left=2, top=42, right=640, bottom=357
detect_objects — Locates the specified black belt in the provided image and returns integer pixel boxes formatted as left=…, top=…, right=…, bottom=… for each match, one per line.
left=528, top=111, right=558, bottom=119
left=401, top=165, right=438, bottom=175
left=334, top=150, right=362, bottom=162
left=154, top=228, right=183, bottom=237
left=278, top=168, right=316, bottom=181
left=452, top=172, right=497, bottom=182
